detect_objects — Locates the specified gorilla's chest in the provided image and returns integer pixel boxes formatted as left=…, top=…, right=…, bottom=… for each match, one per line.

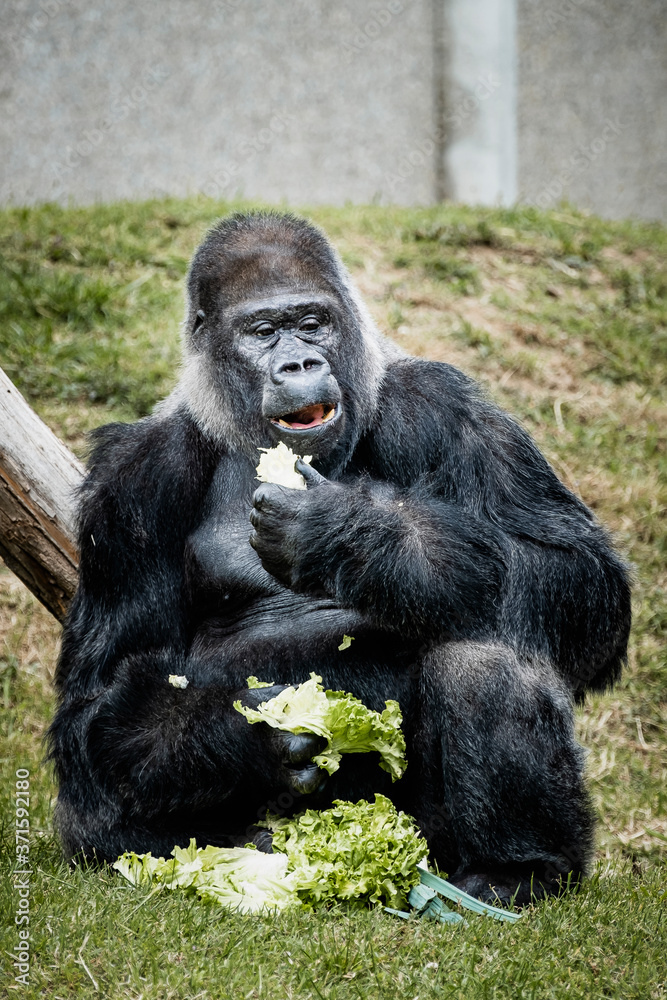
left=184, top=455, right=375, bottom=675
left=183, top=455, right=415, bottom=701
left=186, top=454, right=279, bottom=602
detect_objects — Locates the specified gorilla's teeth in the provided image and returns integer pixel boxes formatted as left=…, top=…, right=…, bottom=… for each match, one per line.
left=274, top=405, right=336, bottom=429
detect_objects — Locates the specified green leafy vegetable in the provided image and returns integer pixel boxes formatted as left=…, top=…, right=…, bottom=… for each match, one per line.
left=115, top=684, right=414, bottom=914
left=246, top=676, right=274, bottom=689
left=313, top=691, right=406, bottom=780
left=114, top=798, right=427, bottom=914
left=233, top=672, right=407, bottom=780
left=113, top=839, right=298, bottom=914
left=268, top=795, right=427, bottom=910
left=338, top=634, right=355, bottom=650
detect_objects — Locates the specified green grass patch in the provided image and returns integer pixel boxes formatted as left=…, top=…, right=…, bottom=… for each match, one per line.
left=1, top=197, right=665, bottom=998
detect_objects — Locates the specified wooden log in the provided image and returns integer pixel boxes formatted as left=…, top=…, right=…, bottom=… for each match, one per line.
left=0, top=367, right=84, bottom=621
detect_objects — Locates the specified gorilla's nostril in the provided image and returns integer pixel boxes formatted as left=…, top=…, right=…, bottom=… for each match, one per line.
left=280, top=358, right=323, bottom=375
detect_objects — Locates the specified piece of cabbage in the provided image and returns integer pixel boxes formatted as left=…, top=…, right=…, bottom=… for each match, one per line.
left=233, top=672, right=407, bottom=781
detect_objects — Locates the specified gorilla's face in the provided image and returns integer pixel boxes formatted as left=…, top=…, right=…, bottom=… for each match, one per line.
left=182, top=213, right=388, bottom=467
left=229, top=290, right=344, bottom=452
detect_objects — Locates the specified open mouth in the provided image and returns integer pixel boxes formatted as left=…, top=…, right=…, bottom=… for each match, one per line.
left=271, top=402, right=339, bottom=430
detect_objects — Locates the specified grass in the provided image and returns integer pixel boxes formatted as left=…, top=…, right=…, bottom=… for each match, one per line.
left=1, top=197, right=666, bottom=998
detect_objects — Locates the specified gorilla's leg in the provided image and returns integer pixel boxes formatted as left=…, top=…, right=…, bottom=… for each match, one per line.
left=410, top=641, right=594, bottom=906
left=55, top=793, right=275, bottom=866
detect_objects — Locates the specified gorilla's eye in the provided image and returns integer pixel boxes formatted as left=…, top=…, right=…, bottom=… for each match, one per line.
left=193, top=309, right=206, bottom=333
left=254, top=322, right=275, bottom=337
left=299, top=316, right=321, bottom=333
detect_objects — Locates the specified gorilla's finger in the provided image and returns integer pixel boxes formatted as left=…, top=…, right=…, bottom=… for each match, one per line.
left=251, top=829, right=274, bottom=854
left=252, top=484, right=285, bottom=510
left=282, top=731, right=327, bottom=765
left=296, top=459, right=327, bottom=488
left=286, top=763, right=327, bottom=796
left=249, top=530, right=259, bottom=551
left=249, top=508, right=261, bottom=529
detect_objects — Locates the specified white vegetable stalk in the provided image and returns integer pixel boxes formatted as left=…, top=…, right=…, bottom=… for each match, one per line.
left=255, top=442, right=312, bottom=490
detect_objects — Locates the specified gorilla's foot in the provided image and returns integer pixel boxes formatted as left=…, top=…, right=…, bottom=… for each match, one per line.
left=449, top=864, right=579, bottom=908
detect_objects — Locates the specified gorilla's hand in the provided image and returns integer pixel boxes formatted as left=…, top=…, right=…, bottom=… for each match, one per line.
left=249, top=460, right=336, bottom=590
left=236, top=684, right=327, bottom=796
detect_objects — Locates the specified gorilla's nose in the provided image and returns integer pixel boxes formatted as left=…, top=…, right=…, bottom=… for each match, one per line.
left=264, top=346, right=340, bottom=421
left=271, top=351, right=330, bottom=384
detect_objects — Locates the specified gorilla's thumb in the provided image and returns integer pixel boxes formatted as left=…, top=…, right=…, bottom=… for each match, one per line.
left=296, top=458, right=327, bottom=488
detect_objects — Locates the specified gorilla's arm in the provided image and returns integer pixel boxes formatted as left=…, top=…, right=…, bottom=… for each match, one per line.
left=49, top=653, right=272, bottom=819
left=251, top=360, right=630, bottom=696
left=48, top=414, right=317, bottom=829
left=252, top=476, right=505, bottom=637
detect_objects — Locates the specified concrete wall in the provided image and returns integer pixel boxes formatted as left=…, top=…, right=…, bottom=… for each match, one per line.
left=1, top=0, right=665, bottom=220
left=517, top=0, right=667, bottom=220
left=0, top=0, right=436, bottom=207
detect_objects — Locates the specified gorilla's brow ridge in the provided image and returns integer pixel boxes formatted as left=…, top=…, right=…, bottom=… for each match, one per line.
left=231, top=294, right=338, bottom=325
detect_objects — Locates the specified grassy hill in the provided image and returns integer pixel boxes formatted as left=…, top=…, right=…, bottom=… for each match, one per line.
left=1, top=198, right=665, bottom=999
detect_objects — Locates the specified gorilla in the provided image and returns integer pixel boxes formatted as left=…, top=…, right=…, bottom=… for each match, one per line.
left=48, top=212, right=631, bottom=905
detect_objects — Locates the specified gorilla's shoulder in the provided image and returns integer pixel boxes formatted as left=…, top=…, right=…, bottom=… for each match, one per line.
left=87, top=404, right=215, bottom=479
left=360, top=357, right=522, bottom=483
left=379, top=357, right=480, bottom=411
left=373, top=356, right=492, bottom=439
left=80, top=402, right=219, bottom=526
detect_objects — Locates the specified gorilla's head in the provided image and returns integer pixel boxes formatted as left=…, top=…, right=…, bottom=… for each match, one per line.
left=178, top=213, right=395, bottom=469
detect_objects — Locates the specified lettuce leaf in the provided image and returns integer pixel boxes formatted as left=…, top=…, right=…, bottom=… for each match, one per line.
left=269, top=795, right=427, bottom=910
left=113, top=850, right=164, bottom=887
left=113, top=839, right=298, bottom=914
left=233, top=673, right=407, bottom=780
left=234, top=673, right=331, bottom=739
left=114, top=799, right=427, bottom=913
left=315, top=692, right=405, bottom=780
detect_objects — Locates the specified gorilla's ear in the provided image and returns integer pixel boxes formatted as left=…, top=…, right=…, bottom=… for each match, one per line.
left=193, top=309, right=206, bottom=334
left=190, top=309, right=207, bottom=346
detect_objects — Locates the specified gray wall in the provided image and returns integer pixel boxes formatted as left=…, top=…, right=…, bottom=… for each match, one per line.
left=1, top=0, right=436, bottom=207
left=442, top=0, right=518, bottom=207
left=1, top=0, right=665, bottom=220
left=518, top=0, right=667, bottom=221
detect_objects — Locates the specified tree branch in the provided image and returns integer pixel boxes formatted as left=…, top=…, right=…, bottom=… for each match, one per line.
left=0, top=366, right=83, bottom=621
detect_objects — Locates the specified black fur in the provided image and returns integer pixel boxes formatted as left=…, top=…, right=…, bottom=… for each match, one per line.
left=48, top=212, right=631, bottom=904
